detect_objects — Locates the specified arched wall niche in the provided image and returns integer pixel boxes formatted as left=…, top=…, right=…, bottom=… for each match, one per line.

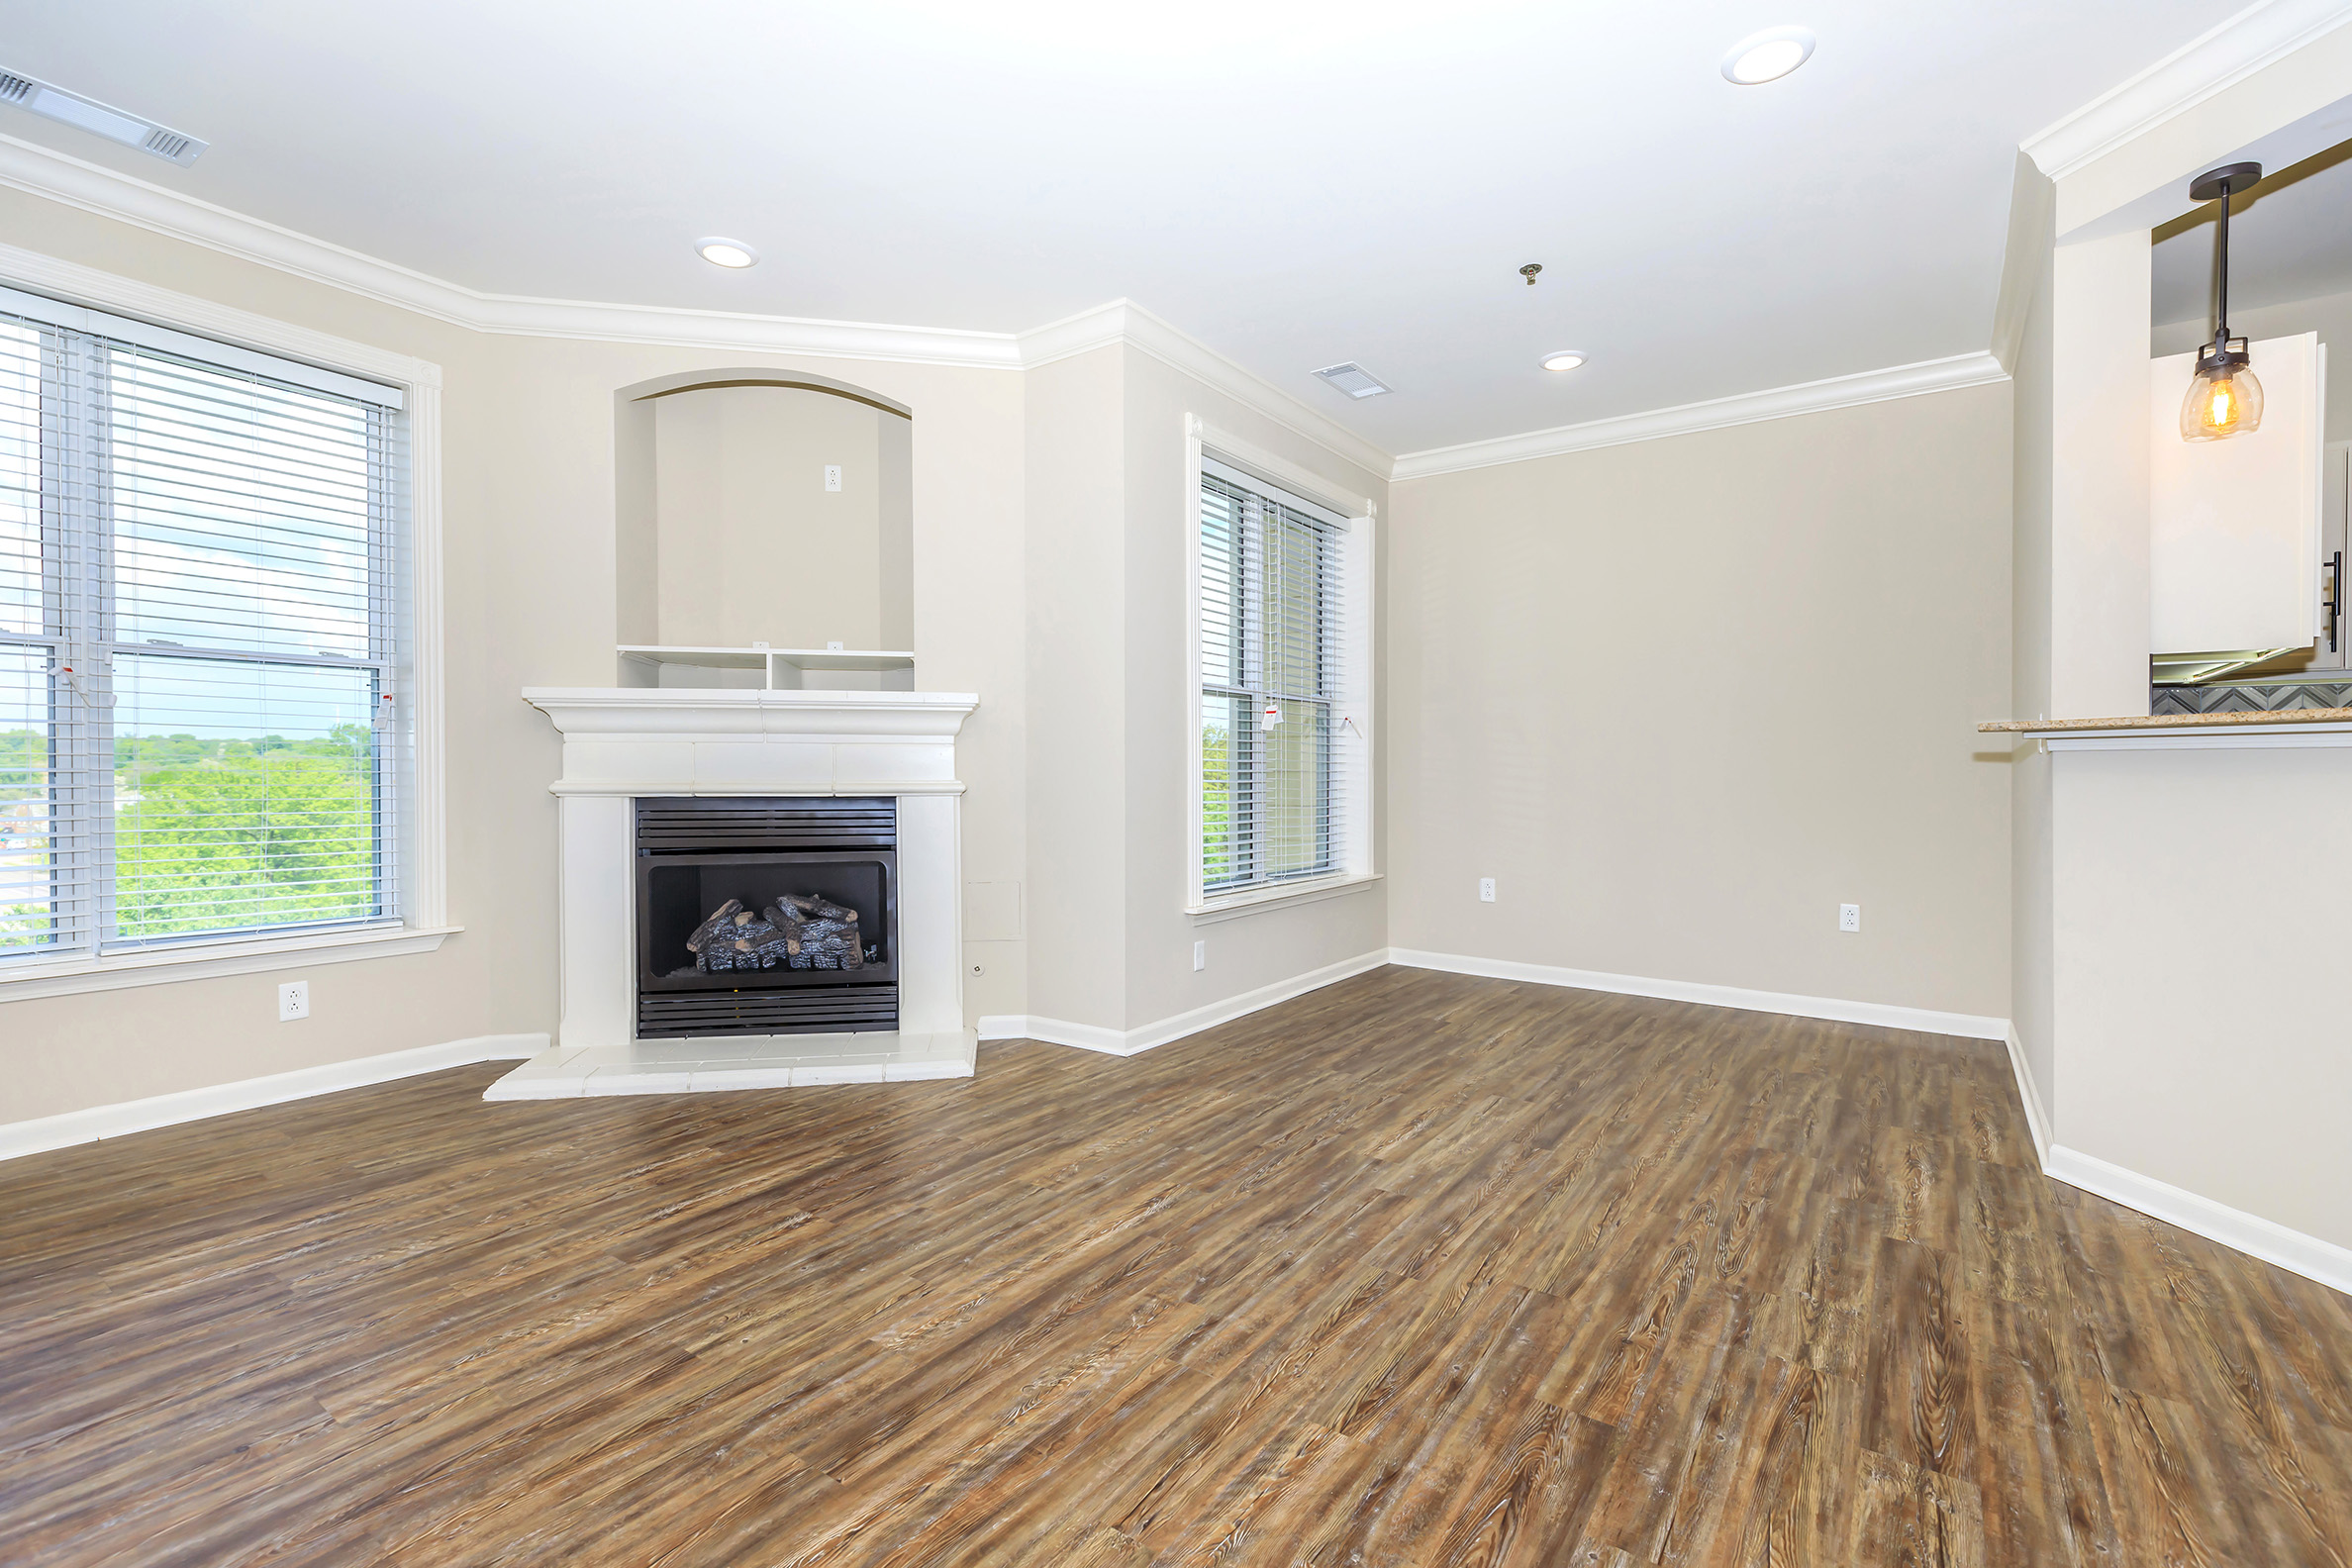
left=614, top=368, right=914, bottom=683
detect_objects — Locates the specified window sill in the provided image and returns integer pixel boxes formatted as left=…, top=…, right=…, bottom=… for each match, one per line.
left=1187, top=873, right=1383, bottom=925
left=0, top=923, right=463, bottom=1004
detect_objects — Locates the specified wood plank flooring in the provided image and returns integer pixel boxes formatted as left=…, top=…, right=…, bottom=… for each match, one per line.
left=3, top=966, right=2349, bottom=1565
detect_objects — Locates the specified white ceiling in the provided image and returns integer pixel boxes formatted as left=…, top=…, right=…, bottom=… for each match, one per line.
left=2, top=1, right=2224, bottom=453
left=2152, top=140, right=2352, bottom=328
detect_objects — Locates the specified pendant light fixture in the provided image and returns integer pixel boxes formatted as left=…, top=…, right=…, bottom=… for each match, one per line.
left=2180, top=161, right=2264, bottom=442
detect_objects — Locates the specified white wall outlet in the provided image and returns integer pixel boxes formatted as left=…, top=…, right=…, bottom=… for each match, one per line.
left=1479, top=877, right=1497, bottom=903
left=1193, top=939, right=1207, bottom=971
left=277, top=980, right=309, bottom=1022
left=1839, top=903, right=1862, bottom=933
left=827, top=640, right=844, bottom=651
left=825, top=464, right=842, bottom=492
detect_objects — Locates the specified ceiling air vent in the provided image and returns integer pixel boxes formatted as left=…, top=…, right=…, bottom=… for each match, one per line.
left=0, top=68, right=207, bottom=166
left=1313, top=361, right=1393, bottom=399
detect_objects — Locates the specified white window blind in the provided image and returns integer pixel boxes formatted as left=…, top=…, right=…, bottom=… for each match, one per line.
left=1200, top=459, right=1345, bottom=894
left=0, top=293, right=403, bottom=963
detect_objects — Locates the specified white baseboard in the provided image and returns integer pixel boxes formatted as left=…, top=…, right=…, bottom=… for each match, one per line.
left=2002, top=1023, right=2054, bottom=1167
left=1993, top=1023, right=2347, bottom=1296
left=2044, top=1143, right=2352, bottom=1298
left=1383, top=948, right=2010, bottom=1040
left=989, top=947, right=2350, bottom=1297
left=977, top=1013, right=1130, bottom=1054
left=0, top=1032, right=546, bottom=1162
left=979, top=948, right=1389, bottom=1057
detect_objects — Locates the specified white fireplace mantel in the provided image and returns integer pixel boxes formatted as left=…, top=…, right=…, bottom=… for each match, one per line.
left=521, top=687, right=979, bottom=796
left=487, top=686, right=981, bottom=1100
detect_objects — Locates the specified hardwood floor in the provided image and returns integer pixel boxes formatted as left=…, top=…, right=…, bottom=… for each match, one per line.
left=4, top=966, right=2349, bottom=1566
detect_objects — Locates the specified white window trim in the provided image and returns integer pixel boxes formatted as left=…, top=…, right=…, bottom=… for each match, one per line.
left=1189, top=870, right=1383, bottom=925
left=0, top=243, right=453, bottom=1002
left=1183, top=412, right=1374, bottom=917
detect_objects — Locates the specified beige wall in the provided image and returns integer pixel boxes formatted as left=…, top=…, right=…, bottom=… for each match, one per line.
left=1388, top=384, right=2013, bottom=1019
left=1118, top=345, right=1388, bottom=1032
left=0, top=185, right=1029, bottom=1125
left=1999, top=53, right=2352, bottom=1277
left=2050, top=230, right=2155, bottom=721
left=2012, top=204, right=2059, bottom=1122
left=652, top=386, right=891, bottom=649
left=1019, top=343, right=1390, bottom=1034
left=1022, top=346, right=1127, bottom=1029
left=2052, top=745, right=2352, bottom=1252
left=0, top=177, right=1389, bottom=1114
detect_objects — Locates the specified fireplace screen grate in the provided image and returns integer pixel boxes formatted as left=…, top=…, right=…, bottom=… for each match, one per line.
left=637, top=985, right=898, bottom=1039
left=636, top=799, right=895, bottom=851
left=635, top=796, right=899, bottom=1038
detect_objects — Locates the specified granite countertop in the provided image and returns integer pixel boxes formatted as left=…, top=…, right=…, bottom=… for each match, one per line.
left=1980, top=707, right=2352, bottom=733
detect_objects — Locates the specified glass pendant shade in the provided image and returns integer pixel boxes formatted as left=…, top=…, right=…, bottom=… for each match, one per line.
left=2180, top=357, right=2264, bottom=441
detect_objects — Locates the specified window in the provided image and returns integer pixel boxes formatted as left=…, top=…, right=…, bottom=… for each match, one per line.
left=0, top=287, right=407, bottom=967
left=1196, top=453, right=1358, bottom=899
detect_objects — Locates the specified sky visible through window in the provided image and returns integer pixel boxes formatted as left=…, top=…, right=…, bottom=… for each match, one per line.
left=0, top=331, right=388, bottom=954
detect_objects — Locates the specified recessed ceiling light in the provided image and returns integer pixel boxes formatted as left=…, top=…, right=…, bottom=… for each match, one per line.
left=1720, top=27, right=1815, bottom=85
left=1540, top=351, right=1587, bottom=373
left=696, top=237, right=759, bottom=269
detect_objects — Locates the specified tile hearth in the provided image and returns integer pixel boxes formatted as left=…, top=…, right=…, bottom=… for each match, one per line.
left=484, top=1029, right=976, bottom=1099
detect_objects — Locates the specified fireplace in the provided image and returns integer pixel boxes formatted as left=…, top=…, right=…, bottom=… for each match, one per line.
left=499, top=685, right=977, bottom=1099
left=634, top=797, right=899, bottom=1037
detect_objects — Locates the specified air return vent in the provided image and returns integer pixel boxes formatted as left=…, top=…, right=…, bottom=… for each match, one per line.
left=0, top=68, right=207, bottom=165
left=1313, top=362, right=1392, bottom=399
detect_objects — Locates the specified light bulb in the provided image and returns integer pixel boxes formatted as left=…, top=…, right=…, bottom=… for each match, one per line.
left=2180, top=361, right=2264, bottom=441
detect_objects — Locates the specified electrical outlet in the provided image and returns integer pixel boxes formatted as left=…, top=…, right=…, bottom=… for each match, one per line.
left=825, top=464, right=842, bottom=492
left=1479, top=877, right=1497, bottom=903
left=1193, top=939, right=1207, bottom=971
left=1838, top=903, right=1861, bottom=933
left=277, top=980, right=309, bottom=1022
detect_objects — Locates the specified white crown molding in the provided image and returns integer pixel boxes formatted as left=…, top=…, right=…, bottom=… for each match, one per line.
left=0, top=132, right=1396, bottom=471
left=0, top=1032, right=543, bottom=1162
left=0, top=235, right=442, bottom=388
left=471, top=297, right=1021, bottom=365
left=2019, top=0, right=2352, bottom=181
left=0, top=130, right=1025, bottom=368
left=1390, top=351, right=2009, bottom=482
left=0, top=128, right=2038, bottom=486
left=1018, top=299, right=1393, bottom=480
left=1990, top=153, right=2055, bottom=375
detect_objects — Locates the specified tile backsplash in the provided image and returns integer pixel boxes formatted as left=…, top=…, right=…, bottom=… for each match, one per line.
left=2151, top=679, right=2352, bottom=716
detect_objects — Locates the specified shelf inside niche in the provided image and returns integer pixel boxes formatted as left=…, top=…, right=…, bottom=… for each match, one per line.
left=618, top=644, right=916, bottom=692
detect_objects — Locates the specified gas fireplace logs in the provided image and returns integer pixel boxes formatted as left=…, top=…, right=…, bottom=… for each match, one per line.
left=686, top=894, right=867, bottom=973
left=687, top=900, right=794, bottom=972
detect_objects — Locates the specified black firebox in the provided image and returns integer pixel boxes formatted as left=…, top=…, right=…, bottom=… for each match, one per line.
left=634, top=797, right=898, bottom=1038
